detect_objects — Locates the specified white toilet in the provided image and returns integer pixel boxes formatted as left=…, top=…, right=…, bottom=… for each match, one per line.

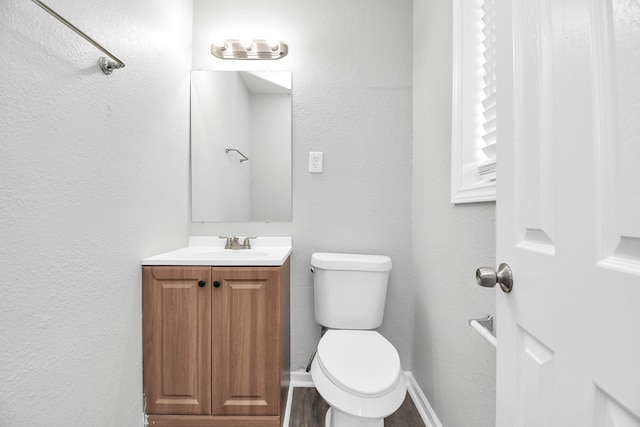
left=310, top=252, right=406, bottom=427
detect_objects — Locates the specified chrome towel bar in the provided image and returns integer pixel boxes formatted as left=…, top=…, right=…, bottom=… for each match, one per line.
left=469, top=314, right=497, bottom=348
left=31, top=0, right=125, bottom=75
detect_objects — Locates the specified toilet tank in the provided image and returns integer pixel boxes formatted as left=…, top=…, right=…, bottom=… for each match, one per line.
left=311, top=252, right=392, bottom=329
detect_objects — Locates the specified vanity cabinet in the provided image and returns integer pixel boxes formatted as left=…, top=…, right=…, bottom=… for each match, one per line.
left=142, top=260, right=290, bottom=427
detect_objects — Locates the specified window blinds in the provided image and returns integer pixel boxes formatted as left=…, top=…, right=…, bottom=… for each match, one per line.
left=479, top=0, right=497, bottom=182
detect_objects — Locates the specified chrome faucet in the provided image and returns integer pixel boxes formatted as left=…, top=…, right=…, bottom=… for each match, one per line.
left=220, top=236, right=240, bottom=249
left=241, top=237, right=256, bottom=249
left=219, top=236, right=256, bottom=250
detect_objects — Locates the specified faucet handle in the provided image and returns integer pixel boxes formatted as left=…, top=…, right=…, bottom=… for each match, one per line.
left=241, top=237, right=256, bottom=249
left=219, top=236, right=236, bottom=249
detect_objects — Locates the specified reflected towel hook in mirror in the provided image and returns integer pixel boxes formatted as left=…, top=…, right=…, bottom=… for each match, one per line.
left=31, top=0, right=125, bottom=75
left=225, top=147, right=249, bottom=163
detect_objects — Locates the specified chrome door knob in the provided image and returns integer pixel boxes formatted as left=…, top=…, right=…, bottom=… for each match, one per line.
left=476, top=263, right=513, bottom=293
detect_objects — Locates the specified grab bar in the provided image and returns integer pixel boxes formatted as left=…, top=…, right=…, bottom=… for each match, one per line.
left=31, top=0, right=125, bottom=75
left=225, top=147, right=249, bottom=163
left=469, top=314, right=497, bottom=348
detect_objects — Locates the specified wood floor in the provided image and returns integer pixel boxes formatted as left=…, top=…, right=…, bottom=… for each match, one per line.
left=288, top=387, right=426, bottom=427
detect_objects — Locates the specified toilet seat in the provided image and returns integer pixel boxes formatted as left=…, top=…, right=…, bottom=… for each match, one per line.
left=316, top=330, right=401, bottom=398
left=311, top=330, right=407, bottom=420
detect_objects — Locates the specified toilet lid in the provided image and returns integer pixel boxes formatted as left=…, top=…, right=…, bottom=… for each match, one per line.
left=316, top=330, right=402, bottom=398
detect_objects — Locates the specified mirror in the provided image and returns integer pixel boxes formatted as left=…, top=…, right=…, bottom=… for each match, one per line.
left=191, top=71, right=292, bottom=222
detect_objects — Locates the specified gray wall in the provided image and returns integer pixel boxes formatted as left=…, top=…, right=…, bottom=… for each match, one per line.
left=0, top=0, right=192, bottom=425
left=412, top=1, right=497, bottom=426
left=190, top=0, right=415, bottom=371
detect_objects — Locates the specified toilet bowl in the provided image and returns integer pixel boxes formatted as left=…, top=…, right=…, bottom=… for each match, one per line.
left=310, top=252, right=406, bottom=427
left=310, top=329, right=407, bottom=427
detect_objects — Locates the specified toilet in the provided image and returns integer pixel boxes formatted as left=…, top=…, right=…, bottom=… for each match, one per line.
left=310, top=252, right=406, bottom=427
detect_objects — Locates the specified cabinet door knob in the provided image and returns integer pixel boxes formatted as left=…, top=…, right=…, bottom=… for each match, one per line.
left=198, top=280, right=206, bottom=288
left=213, top=281, right=221, bottom=288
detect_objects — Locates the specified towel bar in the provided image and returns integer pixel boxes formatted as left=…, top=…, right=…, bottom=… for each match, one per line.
left=469, top=314, right=497, bottom=348
left=32, top=0, right=125, bottom=74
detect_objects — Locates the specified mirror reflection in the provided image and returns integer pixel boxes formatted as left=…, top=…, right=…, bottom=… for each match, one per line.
left=191, top=71, right=292, bottom=222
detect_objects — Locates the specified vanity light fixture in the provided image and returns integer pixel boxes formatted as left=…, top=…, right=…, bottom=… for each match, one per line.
left=211, top=39, right=288, bottom=60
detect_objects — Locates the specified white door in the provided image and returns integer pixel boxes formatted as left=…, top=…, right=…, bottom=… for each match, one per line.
left=494, top=0, right=640, bottom=426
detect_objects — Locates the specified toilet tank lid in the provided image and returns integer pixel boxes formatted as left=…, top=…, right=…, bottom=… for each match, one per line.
left=311, top=252, right=392, bottom=272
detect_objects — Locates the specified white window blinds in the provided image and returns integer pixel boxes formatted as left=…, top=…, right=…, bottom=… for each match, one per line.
left=450, top=0, right=497, bottom=203
left=478, top=0, right=497, bottom=182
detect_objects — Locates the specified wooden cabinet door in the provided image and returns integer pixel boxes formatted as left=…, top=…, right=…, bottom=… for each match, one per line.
left=211, top=267, right=281, bottom=416
left=143, top=266, right=212, bottom=415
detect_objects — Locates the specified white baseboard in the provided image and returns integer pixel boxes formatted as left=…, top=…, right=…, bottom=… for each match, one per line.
left=290, top=369, right=314, bottom=387
left=286, top=370, right=443, bottom=427
left=404, top=372, right=444, bottom=427
left=282, top=381, right=293, bottom=427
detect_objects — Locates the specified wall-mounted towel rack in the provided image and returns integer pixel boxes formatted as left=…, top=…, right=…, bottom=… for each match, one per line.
left=469, top=314, right=497, bottom=348
left=32, top=0, right=125, bottom=75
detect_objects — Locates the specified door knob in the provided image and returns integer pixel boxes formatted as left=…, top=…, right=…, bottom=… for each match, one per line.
left=476, top=263, right=513, bottom=293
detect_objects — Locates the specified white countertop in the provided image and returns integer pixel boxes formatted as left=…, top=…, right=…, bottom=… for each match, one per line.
left=143, top=236, right=292, bottom=266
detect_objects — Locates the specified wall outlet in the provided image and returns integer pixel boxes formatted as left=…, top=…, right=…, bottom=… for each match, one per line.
left=309, top=151, right=323, bottom=173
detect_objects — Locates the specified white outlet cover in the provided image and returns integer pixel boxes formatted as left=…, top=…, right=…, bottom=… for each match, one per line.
left=309, top=151, right=323, bottom=173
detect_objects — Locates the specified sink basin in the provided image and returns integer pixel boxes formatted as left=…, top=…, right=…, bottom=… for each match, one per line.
left=143, top=236, right=292, bottom=266
left=189, top=249, right=268, bottom=259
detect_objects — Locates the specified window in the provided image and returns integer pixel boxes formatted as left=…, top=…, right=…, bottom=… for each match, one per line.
left=451, top=0, right=497, bottom=204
